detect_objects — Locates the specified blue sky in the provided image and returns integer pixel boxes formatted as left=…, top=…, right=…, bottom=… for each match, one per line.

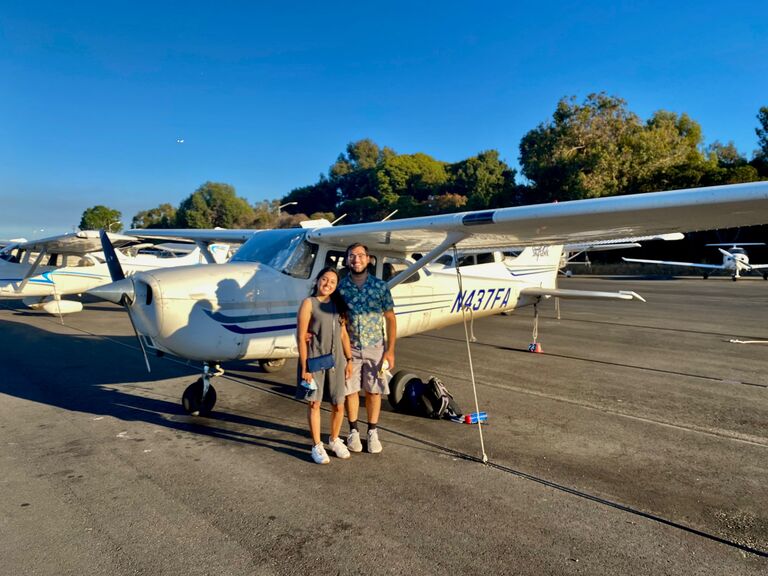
left=1, top=1, right=766, bottom=239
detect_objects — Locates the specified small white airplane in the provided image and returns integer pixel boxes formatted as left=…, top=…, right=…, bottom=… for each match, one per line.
left=623, top=243, right=768, bottom=281
left=89, top=182, right=768, bottom=416
left=0, top=230, right=232, bottom=314
left=559, top=233, right=685, bottom=276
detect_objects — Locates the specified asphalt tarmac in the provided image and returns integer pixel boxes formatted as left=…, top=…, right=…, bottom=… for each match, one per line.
left=1, top=276, right=766, bottom=575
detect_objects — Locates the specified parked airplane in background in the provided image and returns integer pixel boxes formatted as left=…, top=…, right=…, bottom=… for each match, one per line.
left=89, top=182, right=768, bottom=416
left=559, top=233, right=684, bottom=276
left=623, top=243, right=768, bottom=280
left=0, top=230, right=232, bottom=314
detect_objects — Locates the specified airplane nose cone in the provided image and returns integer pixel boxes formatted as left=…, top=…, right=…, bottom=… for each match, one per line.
left=89, top=278, right=135, bottom=305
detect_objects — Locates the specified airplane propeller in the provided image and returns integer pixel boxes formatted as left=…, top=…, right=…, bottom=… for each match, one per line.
left=717, top=247, right=752, bottom=270
left=94, top=230, right=151, bottom=372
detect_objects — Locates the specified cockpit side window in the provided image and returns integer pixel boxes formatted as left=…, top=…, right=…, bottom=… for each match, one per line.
left=382, top=257, right=419, bottom=284
left=281, top=240, right=317, bottom=279
left=231, top=229, right=318, bottom=279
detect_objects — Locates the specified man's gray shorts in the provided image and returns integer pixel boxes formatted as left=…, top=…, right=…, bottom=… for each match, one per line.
left=346, top=342, right=389, bottom=395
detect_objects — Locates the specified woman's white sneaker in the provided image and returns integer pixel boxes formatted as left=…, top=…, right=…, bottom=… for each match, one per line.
left=328, top=437, right=351, bottom=459
left=311, top=443, right=330, bottom=464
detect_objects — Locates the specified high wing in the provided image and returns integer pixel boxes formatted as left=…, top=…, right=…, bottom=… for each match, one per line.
left=308, top=182, right=768, bottom=253
left=124, top=229, right=263, bottom=244
left=14, top=230, right=140, bottom=254
left=621, top=257, right=725, bottom=270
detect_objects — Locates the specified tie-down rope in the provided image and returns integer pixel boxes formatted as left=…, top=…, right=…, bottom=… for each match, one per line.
left=452, top=245, right=488, bottom=463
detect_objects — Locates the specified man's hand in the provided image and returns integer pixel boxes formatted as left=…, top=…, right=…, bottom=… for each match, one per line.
left=382, top=350, right=395, bottom=372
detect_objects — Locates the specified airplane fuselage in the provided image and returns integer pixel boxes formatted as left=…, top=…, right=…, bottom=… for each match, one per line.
left=124, top=234, right=562, bottom=363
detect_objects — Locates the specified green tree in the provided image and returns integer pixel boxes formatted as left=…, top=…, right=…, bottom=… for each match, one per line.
left=756, top=106, right=768, bottom=159
left=520, top=93, right=641, bottom=201
left=375, top=153, right=448, bottom=204
left=80, top=205, right=122, bottom=232
left=753, top=107, right=768, bottom=177
left=625, top=110, right=710, bottom=192
left=131, top=203, right=177, bottom=229
left=427, top=192, right=468, bottom=214
left=176, top=182, right=254, bottom=228
left=706, top=141, right=745, bottom=168
left=449, top=150, right=514, bottom=209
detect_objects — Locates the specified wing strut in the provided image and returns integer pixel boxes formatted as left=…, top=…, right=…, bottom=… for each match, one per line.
left=387, top=232, right=466, bottom=289
left=195, top=240, right=217, bottom=264
left=16, top=249, right=48, bottom=293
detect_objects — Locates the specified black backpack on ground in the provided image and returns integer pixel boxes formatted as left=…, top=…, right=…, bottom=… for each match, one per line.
left=404, top=376, right=462, bottom=420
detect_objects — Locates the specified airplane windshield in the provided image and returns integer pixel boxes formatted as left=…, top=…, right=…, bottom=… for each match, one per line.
left=231, top=229, right=317, bottom=279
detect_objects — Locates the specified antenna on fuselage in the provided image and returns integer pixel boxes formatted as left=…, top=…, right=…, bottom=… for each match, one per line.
left=381, top=209, right=399, bottom=222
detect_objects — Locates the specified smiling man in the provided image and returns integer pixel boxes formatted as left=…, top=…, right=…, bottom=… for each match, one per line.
left=338, top=242, right=397, bottom=454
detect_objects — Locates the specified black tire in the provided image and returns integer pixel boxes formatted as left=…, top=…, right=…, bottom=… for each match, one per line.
left=182, top=378, right=217, bottom=416
left=732, top=275, right=738, bottom=282
left=763, top=273, right=767, bottom=280
left=703, top=273, right=709, bottom=279
left=259, top=358, right=287, bottom=373
left=388, top=371, right=421, bottom=411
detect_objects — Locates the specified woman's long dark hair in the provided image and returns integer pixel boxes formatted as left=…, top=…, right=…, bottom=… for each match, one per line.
left=310, top=266, right=348, bottom=319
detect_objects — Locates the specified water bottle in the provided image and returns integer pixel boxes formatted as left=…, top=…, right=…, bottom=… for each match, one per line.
left=378, top=360, right=392, bottom=381
left=300, top=379, right=317, bottom=391
left=463, top=411, right=488, bottom=424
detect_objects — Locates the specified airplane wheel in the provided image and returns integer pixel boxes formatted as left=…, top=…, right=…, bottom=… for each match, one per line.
left=259, top=358, right=287, bottom=373
left=732, top=276, right=738, bottom=282
left=702, top=273, right=709, bottom=279
left=763, top=273, right=767, bottom=280
left=388, top=371, right=421, bottom=411
left=182, top=378, right=217, bottom=416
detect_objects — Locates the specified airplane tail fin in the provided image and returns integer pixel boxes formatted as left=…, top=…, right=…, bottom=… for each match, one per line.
left=505, top=245, right=564, bottom=284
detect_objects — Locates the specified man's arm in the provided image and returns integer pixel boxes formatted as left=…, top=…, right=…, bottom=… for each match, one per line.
left=383, top=308, right=396, bottom=371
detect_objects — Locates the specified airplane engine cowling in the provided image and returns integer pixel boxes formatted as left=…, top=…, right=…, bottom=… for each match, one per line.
left=127, top=264, right=260, bottom=362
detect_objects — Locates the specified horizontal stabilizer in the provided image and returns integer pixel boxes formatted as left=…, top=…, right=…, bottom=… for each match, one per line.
left=520, top=287, right=646, bottom=302
left=622, top=257, right=724, bottom=270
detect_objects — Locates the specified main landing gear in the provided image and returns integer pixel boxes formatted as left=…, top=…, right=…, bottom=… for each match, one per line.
left=182, top=362, right=222, bottom=416
left=259, top=358, right=287, bottom=373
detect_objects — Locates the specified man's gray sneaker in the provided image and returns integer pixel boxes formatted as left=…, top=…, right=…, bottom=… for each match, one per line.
left=328, top=436, right=351, bottom=459
left=311, top=443, right=330, bottom=464
left=347, top=429, right=363, bottom=453
left=367, top=429, right=382, bottom=454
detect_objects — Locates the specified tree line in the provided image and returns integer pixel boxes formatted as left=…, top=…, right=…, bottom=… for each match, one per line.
left=80, top=94, right=768, bottom=232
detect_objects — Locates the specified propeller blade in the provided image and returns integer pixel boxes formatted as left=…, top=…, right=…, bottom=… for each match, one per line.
left=717, top=247, right=732, bottom=258
left=126, top=308, right=151, bottom=373
left=99, top=229, right=125, bottom=281
left=96, top=229, right=149, bottom=373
